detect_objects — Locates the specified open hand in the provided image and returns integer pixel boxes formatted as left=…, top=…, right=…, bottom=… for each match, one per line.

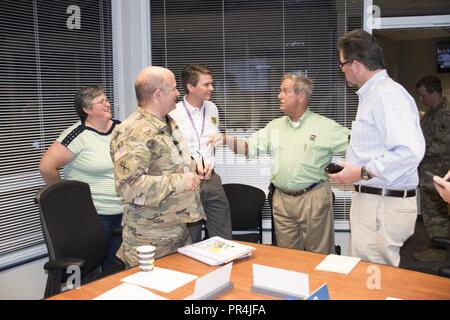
left=208, top=133, right=224, bottom=148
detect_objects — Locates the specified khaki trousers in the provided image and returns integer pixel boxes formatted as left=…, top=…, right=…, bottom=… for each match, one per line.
left=350, top=192, right=417, bottom=267
left=272, top=181, right=335, bottom=254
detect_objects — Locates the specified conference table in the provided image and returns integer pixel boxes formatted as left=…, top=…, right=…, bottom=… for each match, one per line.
left=50, top=243, right=450, bottom=300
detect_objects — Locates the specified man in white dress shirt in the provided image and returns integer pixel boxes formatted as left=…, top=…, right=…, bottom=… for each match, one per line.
left=330, top=29, right=425, bottom=267
left=170, top=64, right=232, bottom=242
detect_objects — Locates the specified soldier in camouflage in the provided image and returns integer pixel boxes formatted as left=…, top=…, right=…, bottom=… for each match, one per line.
left=110, top=66, right=206, bottom=267
left=414, top=75, right=450, bottom=262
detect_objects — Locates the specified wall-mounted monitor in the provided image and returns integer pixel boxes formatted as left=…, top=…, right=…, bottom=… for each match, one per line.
left=437, top=41, right=450, bottom=73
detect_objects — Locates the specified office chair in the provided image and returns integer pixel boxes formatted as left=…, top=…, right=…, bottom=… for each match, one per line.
left=36, top=180, right=111, bottom=298
left=431, top=237, right=450, bottom=278
left=223, top=183, right=266, bottom=243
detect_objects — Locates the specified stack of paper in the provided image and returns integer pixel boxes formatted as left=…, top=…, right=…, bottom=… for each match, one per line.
left=177, top=236, right=255, bottom=266
left=314, top=254, right=361, bottom=275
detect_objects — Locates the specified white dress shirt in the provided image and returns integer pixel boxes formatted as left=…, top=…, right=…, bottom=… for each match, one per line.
left=170, top=96, right=220, bottom=168
left=346, top=70, right=425, bottom=189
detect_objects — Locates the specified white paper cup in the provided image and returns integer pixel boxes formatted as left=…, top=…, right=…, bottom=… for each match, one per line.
left=137, top=253, right=155, bottom=260
left=136, top=245, right=156, bottom=272
left=139, top=264, right=154, bottom=272
left=138, top=258, right=155, bottom=271
left=138, top=259, right=155, bottom=266
left=136, top=245, right=156, bottom=255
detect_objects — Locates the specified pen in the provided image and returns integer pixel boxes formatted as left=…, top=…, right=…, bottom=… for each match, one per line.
left=196, top=151, right=205, bottom=178
left=191, top=156, right=199, bottom=175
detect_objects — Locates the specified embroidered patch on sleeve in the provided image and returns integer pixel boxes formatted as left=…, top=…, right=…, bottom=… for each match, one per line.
left=114, top=147, right=128, bottom=162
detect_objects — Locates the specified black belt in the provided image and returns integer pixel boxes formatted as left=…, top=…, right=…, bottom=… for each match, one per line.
left=278, top=182, right=321, bottom=197
left=354, top=185, right=416, bottom=198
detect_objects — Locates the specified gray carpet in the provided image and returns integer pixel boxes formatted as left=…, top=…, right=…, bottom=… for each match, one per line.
left=399, top=216, right=450, bottom=276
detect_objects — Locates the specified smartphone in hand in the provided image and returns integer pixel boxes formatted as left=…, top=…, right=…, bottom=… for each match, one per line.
left=424, top=171, right=435, bottom=179
left=325, top=163, right=344, bottom=174
left=425, top=171, right=447, bottom=187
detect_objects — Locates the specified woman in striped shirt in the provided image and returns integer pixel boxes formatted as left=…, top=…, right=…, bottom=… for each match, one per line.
left=39, top=85, right=123, bottom=273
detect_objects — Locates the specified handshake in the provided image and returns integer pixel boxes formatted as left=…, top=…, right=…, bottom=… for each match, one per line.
left=208, top=133, right=226, bottom=147
left=208, top=133, right=248, bottom=156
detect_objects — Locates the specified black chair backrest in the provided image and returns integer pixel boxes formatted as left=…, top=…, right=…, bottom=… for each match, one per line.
left=223, top=183, right=266, bottom=243
left=37, top=180, right=108, bottom=276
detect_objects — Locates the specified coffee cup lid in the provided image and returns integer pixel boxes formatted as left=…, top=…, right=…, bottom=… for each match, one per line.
left=136, top=245, right=156, bottom=254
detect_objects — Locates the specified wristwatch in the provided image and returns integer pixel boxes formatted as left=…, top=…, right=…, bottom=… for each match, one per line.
left=361, top=167, right=372, bottom=180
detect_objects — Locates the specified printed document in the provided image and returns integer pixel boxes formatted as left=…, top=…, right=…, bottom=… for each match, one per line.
left=178, top=236, right=255, bottom=266
left=121, top=267, right=198, bottom=293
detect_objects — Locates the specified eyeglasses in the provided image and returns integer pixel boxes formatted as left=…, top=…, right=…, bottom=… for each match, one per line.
left=92, top=97, right=110, bottom=106
left=338, top=60, right=352, bottom=69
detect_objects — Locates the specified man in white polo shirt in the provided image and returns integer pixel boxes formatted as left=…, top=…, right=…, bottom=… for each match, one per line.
left=170, top=64, right=232, bottom=242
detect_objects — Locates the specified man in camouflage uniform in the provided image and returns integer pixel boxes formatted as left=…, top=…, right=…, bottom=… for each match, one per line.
left=110, top=66, right=206, bottom=267
left=414, top=75, right=450, bottom=262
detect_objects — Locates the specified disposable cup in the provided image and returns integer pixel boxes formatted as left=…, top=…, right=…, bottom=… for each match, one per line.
left=136, top=245, right=156, bottom=255
left=138, top=259, right=155, bottom=266
left=139, top=264, right=154, bottom=272
left=136, top=245, right=156, bottom=272
left=137, top=253, right=155, bottom=260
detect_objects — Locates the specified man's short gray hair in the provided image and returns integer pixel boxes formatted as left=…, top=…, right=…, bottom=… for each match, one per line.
left=135, top=70, right=166, bottom=105
left=282, top=73, right=314, bottom=100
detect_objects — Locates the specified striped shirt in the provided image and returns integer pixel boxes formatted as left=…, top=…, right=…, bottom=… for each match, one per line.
left=57, top=120, right=123, bottom=215
left=346, top=70, right=425, bottom=189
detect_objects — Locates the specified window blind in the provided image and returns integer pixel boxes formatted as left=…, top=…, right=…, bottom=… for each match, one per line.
left=0, top=0, right=114, bottom=270
left=150, top=0, right=362, bottom=236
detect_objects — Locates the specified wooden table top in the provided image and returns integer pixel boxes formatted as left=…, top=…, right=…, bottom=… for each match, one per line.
left=50, top=243, right=450, bottom=300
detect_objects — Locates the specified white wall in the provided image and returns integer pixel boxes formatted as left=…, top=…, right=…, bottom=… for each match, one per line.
left=335, top=231, right=350, bottom=256
left=0, top=258, right=48, bottom=300
left=400, top=37, right=450, bottom=109
left=112, top=0, right=151, bottom=120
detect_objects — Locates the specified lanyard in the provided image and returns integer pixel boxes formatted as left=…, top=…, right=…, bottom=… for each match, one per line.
left=165, top=116, right=189, bottom=172
left=182, top=100, right=206, bottom=151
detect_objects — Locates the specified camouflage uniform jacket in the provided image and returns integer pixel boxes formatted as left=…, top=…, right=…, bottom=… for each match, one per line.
left=110, top=107, right=206, bottom=229
left=419, top=97, right=450, bottom=186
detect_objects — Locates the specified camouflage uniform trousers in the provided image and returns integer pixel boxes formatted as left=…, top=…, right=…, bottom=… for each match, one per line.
left=419, top=161, right=450, bottom=239
left=418, top=97, right=450, bottom=239
left=117, top=222, right=192, bottom=268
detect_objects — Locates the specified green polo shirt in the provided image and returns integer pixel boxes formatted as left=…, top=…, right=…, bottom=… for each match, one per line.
left=247, top=108, right=350, bottom=191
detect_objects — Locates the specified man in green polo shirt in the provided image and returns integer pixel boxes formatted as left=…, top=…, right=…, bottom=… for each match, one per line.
left=215, top=73, right=349, bottom=253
